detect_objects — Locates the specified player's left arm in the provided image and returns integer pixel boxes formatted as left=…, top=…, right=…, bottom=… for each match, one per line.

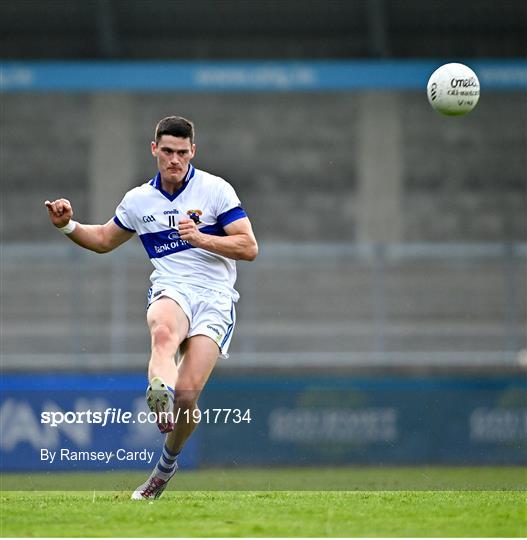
left=178, top=217, right=258, bottom=261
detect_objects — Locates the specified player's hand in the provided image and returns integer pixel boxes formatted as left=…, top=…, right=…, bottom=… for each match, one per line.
left=44, top=198, right=74, bottom=228
left=178, top=219, right=203, bottom=246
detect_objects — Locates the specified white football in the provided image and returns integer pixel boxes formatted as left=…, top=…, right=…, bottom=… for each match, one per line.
left=427, top=63, right=480, bottom=116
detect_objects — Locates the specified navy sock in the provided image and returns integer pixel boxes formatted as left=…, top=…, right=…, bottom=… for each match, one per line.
left=154, top=443, right=179, bottom=480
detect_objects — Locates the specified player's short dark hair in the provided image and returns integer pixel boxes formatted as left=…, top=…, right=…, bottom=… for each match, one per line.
left=155, top=116, right=195, bottom=144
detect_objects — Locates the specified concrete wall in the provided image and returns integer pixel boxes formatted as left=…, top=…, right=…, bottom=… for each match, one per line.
left=2, top=91, right=526, bottom=243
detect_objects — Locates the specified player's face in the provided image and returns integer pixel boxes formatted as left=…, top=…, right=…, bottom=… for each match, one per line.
left=151, top=135, right=196, bottom=187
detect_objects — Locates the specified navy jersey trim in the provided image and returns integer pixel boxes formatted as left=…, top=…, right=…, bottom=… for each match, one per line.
left=140, top=229, right=193, bottom=258
left=221, top=302, right=236, bottom=348
left=217, top=206, right=247, bottom=228
left=200, top=223, right=227, bottom=237
left=153, top=165, right=195, bottom=202
left=139, top=222, right=226, bottom=259
left=113, top=215, right=135, bottom=233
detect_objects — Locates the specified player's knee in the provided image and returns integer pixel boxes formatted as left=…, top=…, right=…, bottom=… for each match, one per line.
left=151, top=323, right=177, bottom=351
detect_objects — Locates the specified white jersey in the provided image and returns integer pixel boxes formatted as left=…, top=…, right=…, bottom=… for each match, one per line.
left=113, top=165, right=247, bottom=301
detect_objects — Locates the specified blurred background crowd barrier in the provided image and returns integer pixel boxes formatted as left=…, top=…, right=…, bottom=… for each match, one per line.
left=2, top=241, right=526, bottom=370
left=1, top=0, right=526, bottom=471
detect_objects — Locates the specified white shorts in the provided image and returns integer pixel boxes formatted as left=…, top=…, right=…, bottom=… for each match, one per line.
left=147, top=283, right=236, bottom=358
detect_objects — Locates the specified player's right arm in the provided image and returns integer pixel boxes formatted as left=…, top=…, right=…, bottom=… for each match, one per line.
left=44, top=198, right=134, bottom=253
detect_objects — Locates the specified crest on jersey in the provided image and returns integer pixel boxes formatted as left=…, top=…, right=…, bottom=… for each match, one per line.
left=187, top=209, right=203, bottom=224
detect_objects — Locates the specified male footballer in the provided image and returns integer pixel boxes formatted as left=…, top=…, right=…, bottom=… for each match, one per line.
left=45, top=116, right=258, bottom=499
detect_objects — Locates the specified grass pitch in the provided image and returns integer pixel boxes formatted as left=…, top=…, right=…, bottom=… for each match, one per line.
left=1, top=467, right=526, bottom=537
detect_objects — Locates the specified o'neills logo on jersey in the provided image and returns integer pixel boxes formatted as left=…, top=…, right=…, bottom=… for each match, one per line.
left=163, top=209, right=180, bottom=215
left=187, top=209, right=203, bottom=224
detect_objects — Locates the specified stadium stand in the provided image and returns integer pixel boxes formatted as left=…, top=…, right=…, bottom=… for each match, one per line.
left=1, top=1, right=525, bottom=371
left=2, top=92, right=526, bottom=243
left=1, top=0, right=526, bottom=59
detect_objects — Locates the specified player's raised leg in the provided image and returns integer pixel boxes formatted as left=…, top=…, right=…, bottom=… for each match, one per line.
left=146, top=297, right=189, bottom=433
left=132, top=334, right=220, bottom=500
left=166, top=334, right=220, bottom=453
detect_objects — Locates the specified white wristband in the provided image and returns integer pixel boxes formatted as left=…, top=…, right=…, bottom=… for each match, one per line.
left=58, top=220, right=77, bottom=235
